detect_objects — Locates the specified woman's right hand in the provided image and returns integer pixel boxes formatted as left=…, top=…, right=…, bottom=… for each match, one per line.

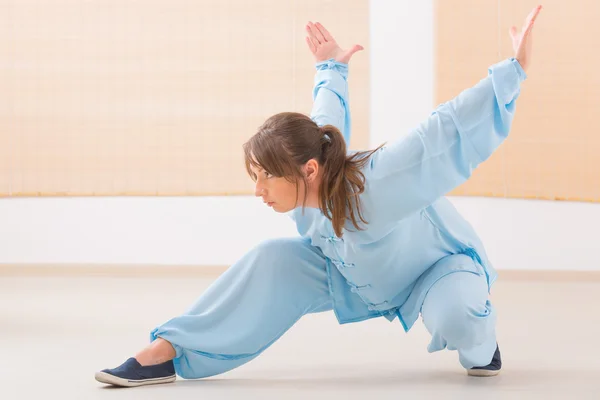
left=510, top=5, right=543, bottom=73
left=305, top=21, right=363, bottom=64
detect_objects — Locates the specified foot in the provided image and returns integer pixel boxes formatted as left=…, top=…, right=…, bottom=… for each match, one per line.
left=467, top=344, right=502, bottom=377
left=95, top=358, right=176, bottom=387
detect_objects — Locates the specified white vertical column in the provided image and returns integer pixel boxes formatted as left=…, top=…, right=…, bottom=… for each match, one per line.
left=369, top=0, right=434, bottom=147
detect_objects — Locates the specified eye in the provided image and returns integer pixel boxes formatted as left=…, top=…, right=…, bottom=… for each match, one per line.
left=264, top=171, right=273, bottom=179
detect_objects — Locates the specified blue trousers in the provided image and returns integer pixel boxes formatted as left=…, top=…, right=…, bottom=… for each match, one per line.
left=151, top=237, right=497, bottom=379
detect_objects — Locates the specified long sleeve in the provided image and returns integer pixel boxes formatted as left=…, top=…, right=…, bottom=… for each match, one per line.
left=310, top=59, right=352, bottom=145
left=365, top=57, right=527, bottom=222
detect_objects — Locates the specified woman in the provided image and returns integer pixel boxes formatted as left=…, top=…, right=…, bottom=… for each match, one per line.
left=96, top=5, right=542, bottom=387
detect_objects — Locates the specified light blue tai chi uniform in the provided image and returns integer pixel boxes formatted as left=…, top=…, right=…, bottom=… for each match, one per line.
left=151, top=57, right=527, bottom=379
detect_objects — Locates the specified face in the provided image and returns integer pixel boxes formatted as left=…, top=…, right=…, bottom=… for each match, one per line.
left=251, top=165, right=306, bottom=213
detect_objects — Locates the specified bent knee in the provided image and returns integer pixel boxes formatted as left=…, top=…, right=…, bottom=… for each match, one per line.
left=428, top=298, right=495, bottom=347
left=423, top=272, right=495, bottom=346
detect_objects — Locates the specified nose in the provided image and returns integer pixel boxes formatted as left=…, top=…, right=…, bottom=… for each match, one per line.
left=254, top=182, right=265, bottom=197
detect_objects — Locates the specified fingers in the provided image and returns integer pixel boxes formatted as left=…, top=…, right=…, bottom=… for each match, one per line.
left=305, top=22, right=320, bottom=48
left=305, top=36, right=317, bottom=53
left=509, top=25, right=518, bottom=43
left=528, top=5, right=543, bottom=23
left=338, top=44, right=364, bottom=64
left=311, top=22, right=327, bottom=43
left=309, top=36, right=320, bottom=49
left=306, top=21, right=325, bottom=44
left=315, top=22, right=334, bottom=42
left=524, top=5, right=542, bottom=35
left=348, top=44, right=364, bottom=56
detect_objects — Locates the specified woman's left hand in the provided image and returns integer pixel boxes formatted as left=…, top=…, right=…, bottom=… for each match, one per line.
left=305, top=21, right=363, bottom=64
left=510, top=5, right=543, bottom=73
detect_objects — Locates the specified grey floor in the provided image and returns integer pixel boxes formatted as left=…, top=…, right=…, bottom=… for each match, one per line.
left=2, top=274, right=600, bottom=399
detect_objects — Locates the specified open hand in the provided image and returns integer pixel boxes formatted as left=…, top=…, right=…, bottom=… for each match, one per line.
left=510, top=5, right=543, bottom=72
left=305, top=21, right=364, bottom=64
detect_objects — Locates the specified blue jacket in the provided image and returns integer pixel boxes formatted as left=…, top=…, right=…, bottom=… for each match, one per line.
left=289, top=57, right=527, bottom=330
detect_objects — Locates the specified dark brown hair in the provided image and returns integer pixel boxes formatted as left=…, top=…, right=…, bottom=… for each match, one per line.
left=243, top=112, right=382, bottom=237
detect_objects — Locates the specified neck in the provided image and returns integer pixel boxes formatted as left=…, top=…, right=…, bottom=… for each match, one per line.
left=303, top=190, right=320, bottom=209
left=301, top=178, right=322, bottom=209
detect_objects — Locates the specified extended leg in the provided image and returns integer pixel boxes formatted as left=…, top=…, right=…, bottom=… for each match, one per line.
left=149, top=237, right=332, bottom=379
left=96, top=237, right=332, bottom=386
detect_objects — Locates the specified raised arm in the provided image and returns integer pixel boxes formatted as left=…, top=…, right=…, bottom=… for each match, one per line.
left=365, top=5, right=542, bottom=222
left=310, top=60, right=351, bottom=144
left=304, top=21, right=363, bottom=146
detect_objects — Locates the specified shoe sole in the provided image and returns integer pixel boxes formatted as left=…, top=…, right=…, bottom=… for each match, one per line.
left=467, top=369, right=501, bottom=377
left=95, top=371, right=176, bottom=387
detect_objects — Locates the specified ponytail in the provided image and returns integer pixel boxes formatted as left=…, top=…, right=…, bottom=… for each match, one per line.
left=318, top=125, right=382, bottom=237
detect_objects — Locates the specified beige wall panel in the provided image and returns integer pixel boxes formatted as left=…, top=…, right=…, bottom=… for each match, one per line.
left=436, top=0, right=600, bottom=202
left=434, top=0, right=506, bottom=198
left=0, top=83, right=10, bottom=194
left=2, top=0, right=368, bottom=197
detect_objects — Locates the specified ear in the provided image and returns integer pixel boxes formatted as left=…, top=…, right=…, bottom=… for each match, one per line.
left=303, top=159, right=320, bottom=183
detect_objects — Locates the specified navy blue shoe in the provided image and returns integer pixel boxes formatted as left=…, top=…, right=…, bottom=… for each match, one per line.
left=468, top=344, right=502, bottom=377
left=95, top=358, right=176, bottom=387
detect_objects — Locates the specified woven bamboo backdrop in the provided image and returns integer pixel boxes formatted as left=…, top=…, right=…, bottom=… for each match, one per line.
left=438, top=0, right=599, bottom=202
left=3, top=1, right=597, bottom=202
left=1, top=0, right=369, bottom=196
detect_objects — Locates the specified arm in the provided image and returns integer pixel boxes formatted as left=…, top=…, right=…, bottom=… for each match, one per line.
left=304, top=21, right=363, bottom=146
left=367, top=57, right=527, bottom=220
left=310, top=60, right=351, bottom=144
left=366, top=5, right=542, bottom=222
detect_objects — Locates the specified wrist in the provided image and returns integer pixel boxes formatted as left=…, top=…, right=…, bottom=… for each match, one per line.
left=510, top=57, right=528, bottom=81
left=514, top=57, right=527, bottom=72
left=315, top=59, right=347, bottom=67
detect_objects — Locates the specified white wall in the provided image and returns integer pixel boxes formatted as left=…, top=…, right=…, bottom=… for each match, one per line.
left=369, top=0, right=434, bottom=147
left=2, top=0, right=599, bottom=271
left=1, top=196, right=600, bottom=271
